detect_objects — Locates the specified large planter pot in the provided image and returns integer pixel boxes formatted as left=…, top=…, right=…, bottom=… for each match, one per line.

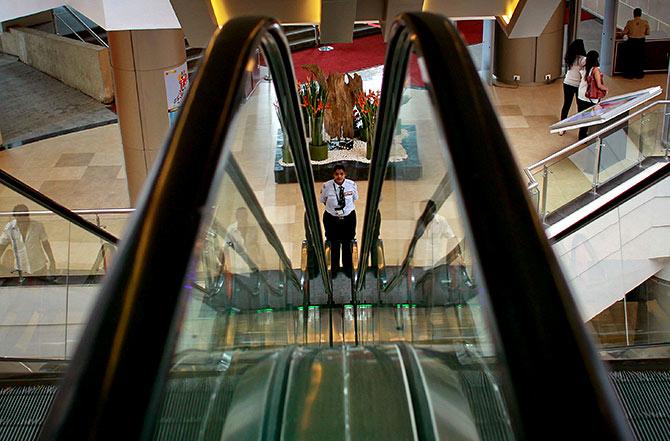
left=311, top=115, right=324, bottom=146
left=309, top=143, right=328, bottom=161
left=282, top=144, right=293, bottom=163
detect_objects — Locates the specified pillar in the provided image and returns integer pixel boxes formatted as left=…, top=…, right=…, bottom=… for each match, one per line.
left=493, top=4, right=563, bottom=84
left=481, top=19, right=495, bottom=85
left=567, top=0, right=582, bottom=46
left=108, top=29, right=186, bottom=205
left=600, top=0, right=618, bottom=76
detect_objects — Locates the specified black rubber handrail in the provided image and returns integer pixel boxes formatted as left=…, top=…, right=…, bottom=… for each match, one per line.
left=38, top=17, right=318, bottom=441
left=550, top=162, right=670, bottom=242
left=0, top=169, right=118, bottom=244
left=263, top=28, right=332, bottom=301
left=356, top=12, right=633, bottom=441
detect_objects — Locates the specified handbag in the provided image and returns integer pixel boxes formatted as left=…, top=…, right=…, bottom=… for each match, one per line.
left=586, top=68, right=606, bottom=102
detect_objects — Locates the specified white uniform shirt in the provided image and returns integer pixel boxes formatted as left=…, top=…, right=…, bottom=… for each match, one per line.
left=564, top=55, right=586, bottom=87
left=320, top=178, right=358, bottom=217
left=0, top=219, right=48, bottom=274
left=223, top=221, right=252, bottom=275
left=414, top=214, right=456, bottom=266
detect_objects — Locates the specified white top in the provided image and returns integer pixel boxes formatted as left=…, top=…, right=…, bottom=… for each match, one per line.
left=320, top=178, right=358, bottom=217
left=564, top=55, right=586, bottom=87
left=414, top=214, right=456, bottom=266
left=223, top=221, right=253, bottom=275
left=0, top=219, right=48, bottom=274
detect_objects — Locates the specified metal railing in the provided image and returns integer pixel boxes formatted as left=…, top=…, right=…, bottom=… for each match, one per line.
left=56, top=5, right=108, bottom=48
left=524, top=100, right=670, bottom=222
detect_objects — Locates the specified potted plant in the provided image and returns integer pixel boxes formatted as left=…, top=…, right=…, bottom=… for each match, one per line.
left=354, top=89, right=380, bottom=159
left=299, top=79, right=329, bottom=161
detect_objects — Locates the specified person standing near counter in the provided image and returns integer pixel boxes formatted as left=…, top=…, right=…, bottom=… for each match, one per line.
left=623, top=8, right=650, bottom=79
left=320, top=164, right=358, bottom=278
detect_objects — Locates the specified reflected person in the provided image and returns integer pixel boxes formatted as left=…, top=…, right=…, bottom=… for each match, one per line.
left=320, top=164, right=358, bottom=278
left=0, top=204, right=56, bottom=277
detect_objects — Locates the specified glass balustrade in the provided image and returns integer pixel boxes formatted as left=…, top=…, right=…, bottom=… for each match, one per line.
left=533, top=103, right=669, bottom=220
left=0, top=189, right=119, bottom=359
left=173, top=47, right=321, bottom=355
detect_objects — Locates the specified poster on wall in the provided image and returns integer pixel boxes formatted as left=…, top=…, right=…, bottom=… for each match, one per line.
left=165, top=62, right=189, bottom=128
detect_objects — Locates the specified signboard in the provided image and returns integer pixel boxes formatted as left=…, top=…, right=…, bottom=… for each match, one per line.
left=549, top=86, right=662, bottom=133
left=164, top=62, right=189, bottom=127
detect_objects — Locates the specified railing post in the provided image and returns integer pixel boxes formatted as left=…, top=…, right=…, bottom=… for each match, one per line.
left=637, top=112, right=646, bottom=166
left=351, top=239, right=359, bottom=345
left=300, top=240, right=310, bottom=344
left=541, top=165, right=549, bottom=223
left=592, top=136, right=602, bottom=193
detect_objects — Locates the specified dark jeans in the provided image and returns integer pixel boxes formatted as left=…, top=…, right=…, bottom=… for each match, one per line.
left=577, top=98, right=593, bottom=140
left=624, top=38, right=646, bottom=78
left=323, top=210, right=356, bottom=277
left=561, top=83, right=579, bottom=121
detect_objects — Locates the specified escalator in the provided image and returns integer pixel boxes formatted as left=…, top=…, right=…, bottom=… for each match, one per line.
left=0, top=11, right=668, bottom=441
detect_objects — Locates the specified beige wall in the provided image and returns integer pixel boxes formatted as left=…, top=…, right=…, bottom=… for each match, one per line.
left=109, top=29, right=186, bottom=204
left=494, top=3, right=563, bottom=84
left=1, top=28, right=113, bottom=103
left=0, top=30, right=20, bottom=56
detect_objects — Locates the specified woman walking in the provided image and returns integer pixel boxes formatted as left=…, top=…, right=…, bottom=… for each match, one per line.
left=559, top=39, right=587, bottom=134
left=577, top=50, right=608, bottom=140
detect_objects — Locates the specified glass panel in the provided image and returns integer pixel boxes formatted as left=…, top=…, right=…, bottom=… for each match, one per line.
left=543, top=140, right=597, bottom=215
left=172, top=47, right=313, bottom=355
left=0, top=195, right=116, bottom=359
left=598, top=121, right=644, bottom=183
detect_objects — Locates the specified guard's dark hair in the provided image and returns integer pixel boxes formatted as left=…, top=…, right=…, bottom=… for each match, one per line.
left=564, top=39, right=586, bottom=68
left=633, top=8, right=642, bottom=17
left=13, top=204, right=29, bottom=218
left=332, top=164, right=346, bottom=174
left=585, top=50, right=600, bottom=75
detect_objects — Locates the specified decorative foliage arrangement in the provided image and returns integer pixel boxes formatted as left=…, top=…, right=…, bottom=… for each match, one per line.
left=298, top=79, right=329, bottom=119
left=294, top=64, right=383, bottom=161
left=354, top=89, right=381, bottom=143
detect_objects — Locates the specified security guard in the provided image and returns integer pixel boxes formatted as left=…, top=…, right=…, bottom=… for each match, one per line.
left=320, top=164, right=358, bottom=277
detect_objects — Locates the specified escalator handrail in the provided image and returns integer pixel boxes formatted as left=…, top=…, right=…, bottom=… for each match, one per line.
left=38, top=17, right=313, bottom=441
left=0, top=169, right=118, bottom=244
left=355, top=12, right=633, bottom=441
left=548, top=161, right=670, bottom=242
left=263, top=26, right=333, bottom=300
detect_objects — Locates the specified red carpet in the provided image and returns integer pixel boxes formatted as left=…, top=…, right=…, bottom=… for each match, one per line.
left=291, top=20, right=483, bottom=85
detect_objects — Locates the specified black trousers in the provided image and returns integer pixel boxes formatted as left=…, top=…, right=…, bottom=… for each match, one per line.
left=624, top=38, right=646, bottom=78
left=323, top=210, right=356, bottom=276
left=561, top=83, right=579, bottom=121
left=577, top=98, right=592, bottom=140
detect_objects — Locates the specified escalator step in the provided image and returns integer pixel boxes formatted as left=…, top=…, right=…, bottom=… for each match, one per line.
left=459, top=371, right=514, bottom=441
left=610, top=370, right=670, bottom=441
left=0, top=385, right=58, bottom=441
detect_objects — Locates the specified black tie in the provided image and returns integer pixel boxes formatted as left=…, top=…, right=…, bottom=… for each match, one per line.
left=338, top=186, right=345, bottom=209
